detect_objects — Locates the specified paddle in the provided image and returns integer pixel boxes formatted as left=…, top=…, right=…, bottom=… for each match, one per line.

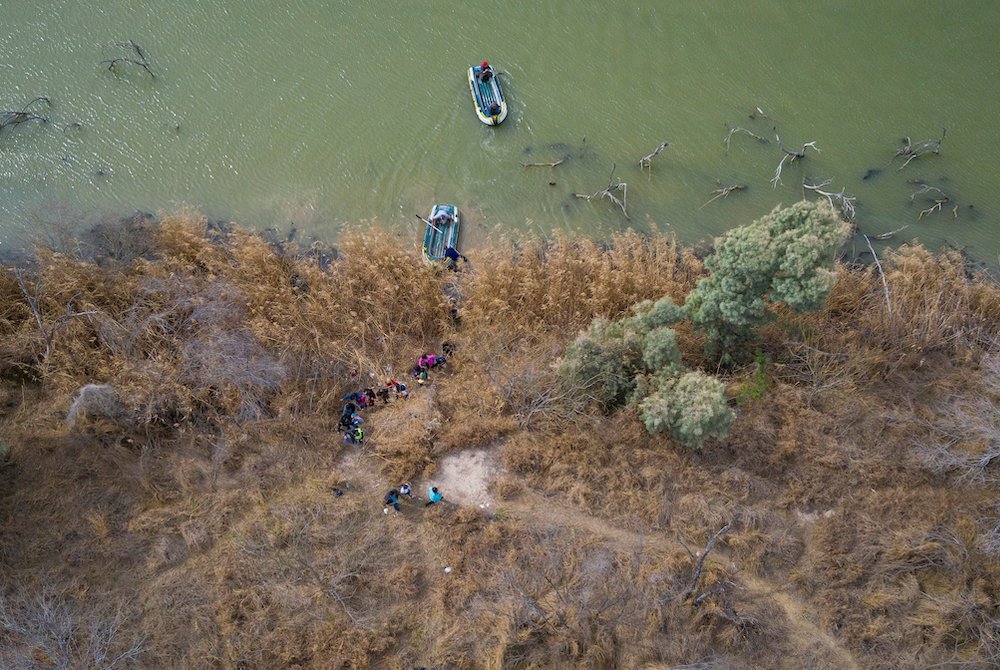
left=415, top=213, right=442, bottom=234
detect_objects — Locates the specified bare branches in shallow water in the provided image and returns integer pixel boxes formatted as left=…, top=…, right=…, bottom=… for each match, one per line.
left=771, top=135, right=820, bottom=187
left=101, top=39, right=155, bottom=78
left=638, top=141, right=670, bottom=170
left=0, top=97, right=52, bottom=133
left=894, top=128, right=946, bottom=170
left=574, top=164, right=628, bottom=218
left=520, top=158, right=565, bottom=168
left=869, top=224, right=910, bottom=241
left=700, top=183, right=746, bottom=208
left=803, top=178, right=857, bottom=221
left=723, top=126, right=768, bottom=152
left=910, top=181, right=957, bottom=220
left=100, top=57, right=155, bottom=78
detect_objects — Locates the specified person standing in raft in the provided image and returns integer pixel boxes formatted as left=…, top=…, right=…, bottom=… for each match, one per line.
left=433, top=209, right=453, bottom=227
left=478, top=61, right=494, bottom=82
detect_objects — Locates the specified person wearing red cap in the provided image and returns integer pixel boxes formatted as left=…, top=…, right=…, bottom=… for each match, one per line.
left=478, top=60, right=494, bottom=82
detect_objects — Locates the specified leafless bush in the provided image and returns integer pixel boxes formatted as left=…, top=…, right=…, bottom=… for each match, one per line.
left=980, top=501, right=1000, bottom=559
left=0, top=589, right=144, bottom=669
left=915, top=356, right=1000, bottom=484
left=66, top=383, right=123, bottom=427
left=181, top=329, right=285, bottom=421
left=475, top=334, right=588, bottom=428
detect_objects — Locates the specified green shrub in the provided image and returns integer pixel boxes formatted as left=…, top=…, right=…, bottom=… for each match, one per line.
left=686, top=200, right=850, bottom=362
left=736, top=350, right=770, bottom=404
left=559, top=318, right=643, bottom=410
left=638, top=371, right=733, bottom=448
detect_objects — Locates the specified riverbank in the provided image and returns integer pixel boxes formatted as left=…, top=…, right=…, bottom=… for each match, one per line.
left=1, top=210, right=999, bottom=668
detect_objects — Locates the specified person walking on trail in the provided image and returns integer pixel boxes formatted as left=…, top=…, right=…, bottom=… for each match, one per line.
left=383, top=488, right=400, bottom=513
left=425, top=486, right=444, bottom=507
left=350, top=426, right=364, bottom=446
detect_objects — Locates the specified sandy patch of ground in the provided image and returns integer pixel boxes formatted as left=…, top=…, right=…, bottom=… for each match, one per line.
left=428, top=446, right=501, bottom=509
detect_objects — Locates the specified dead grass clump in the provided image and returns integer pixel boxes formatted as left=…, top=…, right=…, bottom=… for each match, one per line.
left=462, top=229, right=702, bottom=338
left=367, top=386, right=442, bottom=481
left=786, top=246, right=1000, bottom=386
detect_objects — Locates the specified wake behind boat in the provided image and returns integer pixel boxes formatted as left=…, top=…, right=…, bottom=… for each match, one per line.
left=468, top=61, right=507, bottom=126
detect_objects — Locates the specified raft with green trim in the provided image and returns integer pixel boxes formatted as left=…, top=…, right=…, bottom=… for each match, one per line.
left=468, top=65, right=507, bottom=126
left=422, top=204, right=460, bottom=267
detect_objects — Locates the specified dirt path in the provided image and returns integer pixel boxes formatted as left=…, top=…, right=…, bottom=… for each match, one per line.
left=336, top=416, right=860, bottom=670
left=503, top=490, right=860, bottom=670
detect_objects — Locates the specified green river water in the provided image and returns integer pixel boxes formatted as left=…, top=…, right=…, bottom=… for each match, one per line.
left=2, top=1, right=999, bottom=265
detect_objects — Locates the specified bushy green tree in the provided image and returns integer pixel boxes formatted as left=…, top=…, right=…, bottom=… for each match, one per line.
left=561, top=298, right=732, bottom=448
left=559, top=318, right=643, bottom=410
left=685, top=200, right=850, bottom=361
left=624, top=296, right=685, bottom=335
left=638, top=371, right=733, bottom=448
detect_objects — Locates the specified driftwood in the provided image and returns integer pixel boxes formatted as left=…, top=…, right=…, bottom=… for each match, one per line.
left=101, top=39, right=155, bottom=78
left=863, top=235, right=892, bottom=318
left=638, top=141, right=670, bottom=170
left=724, top=126, right=769, bottom=152
left=700, top=183, right=746, bottom=208
left=910, top=182, right=956, bottom=220
left=771, top=135, right=819, bottom=187
left=894, top=128, right=946, bottom=170
left=574, top=164, right=628, bottom=218
left=803, top=178, right=857, bottom=221
left=870, top=224, right=910, bottom=241
left=520, top=158, right=565, bottom=168
left=0, top=97, right=52, bottom=133
left=679, top=524, right=731, bottom=603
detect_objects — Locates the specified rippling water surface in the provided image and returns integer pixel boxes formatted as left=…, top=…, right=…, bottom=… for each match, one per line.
left=2, top=1, right=998, bottom=264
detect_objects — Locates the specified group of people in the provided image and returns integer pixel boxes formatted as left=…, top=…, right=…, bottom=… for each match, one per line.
left=477, top=61, right=502, bottom=118
left=339, top=379, right=409, bottom=445
left=383, top=483, right=445, bottom=513
left=411, top=349, right=449, bottom=385
left=335, top=344, right=456, bottom=515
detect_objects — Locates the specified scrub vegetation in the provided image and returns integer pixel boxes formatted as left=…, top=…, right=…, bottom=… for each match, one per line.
left=1, top=207, right=1000, bottom=669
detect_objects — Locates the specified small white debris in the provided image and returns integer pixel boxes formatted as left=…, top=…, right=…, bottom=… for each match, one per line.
left=383, top=508, right=389, bottom=515
left=443, top=566, right=452, bottom=574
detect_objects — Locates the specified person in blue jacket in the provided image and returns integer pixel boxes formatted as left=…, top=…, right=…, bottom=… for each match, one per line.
left=424, top=486, right=444, bottom=507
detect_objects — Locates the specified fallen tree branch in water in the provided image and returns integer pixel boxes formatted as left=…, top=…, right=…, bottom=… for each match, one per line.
left=0, top=97, right=52, bottom=133
left=894, top=128, right=945, bottom=170
left=521, top=158, right=565, bottom=168
left=910, top=181, right=955, bottom=220
left=638, top=141, right=670, bottom=170
left=771, top=135, right=819, bottom=187
left=574, top=163, right=628, bottom=218
left=700, top=183, right=746, bottom=208
left=100, top=57, right=155, bottom=78
left=869, top=224, right=910, bottom=241
left=803, top=178, right=857, bottom=221
left=724, top=126, right=769, bottom=152
left=101, top=39, right=155, bottom=78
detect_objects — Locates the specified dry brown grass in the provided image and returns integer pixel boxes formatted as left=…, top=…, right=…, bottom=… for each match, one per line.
left=2, top=212, right=1000, bottom=668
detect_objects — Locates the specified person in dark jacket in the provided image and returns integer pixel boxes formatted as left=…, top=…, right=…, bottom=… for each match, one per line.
left=383, top=488, right=400, bottom=512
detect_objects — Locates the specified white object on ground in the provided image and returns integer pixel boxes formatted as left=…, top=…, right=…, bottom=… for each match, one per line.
left=383, top=508, right=389, bottom=515
left=444, top=566, right=452, bottom=573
